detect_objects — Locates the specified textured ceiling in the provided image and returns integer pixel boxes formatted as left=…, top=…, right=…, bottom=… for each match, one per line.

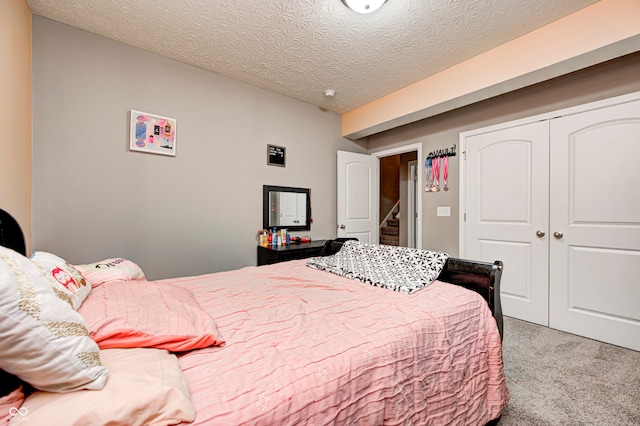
left=26, top=0, right=599, bottom=114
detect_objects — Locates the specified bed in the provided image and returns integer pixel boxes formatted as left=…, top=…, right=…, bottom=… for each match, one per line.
left=0, top=208, right=509, bottom=425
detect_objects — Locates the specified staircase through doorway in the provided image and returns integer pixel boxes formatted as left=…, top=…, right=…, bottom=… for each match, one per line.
left=380, top=214, right=400, bottom=246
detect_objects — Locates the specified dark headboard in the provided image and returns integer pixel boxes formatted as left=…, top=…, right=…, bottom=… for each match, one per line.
left=0, top=208, right=28, bottom=397
left=322, top=237, right=359, bottom=256
left=0, top=209, right=26, bottom=256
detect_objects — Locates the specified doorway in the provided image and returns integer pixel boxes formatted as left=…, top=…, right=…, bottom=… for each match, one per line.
left=337, top=143, right=423, bottom=249
left=373, top=144, right=422, bottom=249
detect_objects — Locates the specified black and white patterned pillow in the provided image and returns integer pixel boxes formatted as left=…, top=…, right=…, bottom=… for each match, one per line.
left=307, top=241, right=449, bottom=294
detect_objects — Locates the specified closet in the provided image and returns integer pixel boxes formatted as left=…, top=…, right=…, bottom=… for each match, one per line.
left=460, top=92, right=640, bottom=351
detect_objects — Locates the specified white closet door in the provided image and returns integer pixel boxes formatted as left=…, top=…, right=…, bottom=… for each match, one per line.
left=337, top=151, right=379, bottom=243
left=464, top=121, right=550, bottom=325
left=549, top=99, right=640, bottom=351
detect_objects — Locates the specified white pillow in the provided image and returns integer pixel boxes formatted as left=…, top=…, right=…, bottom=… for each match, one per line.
left=74, top=258, right=145, bottom=287
left=0, top=246, right=108, bottom=392
left=30, top=251, right=91, bottom=310
left=11, top=348, right=196, bottom=426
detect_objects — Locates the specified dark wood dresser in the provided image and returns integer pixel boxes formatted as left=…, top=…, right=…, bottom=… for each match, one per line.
left=257, top=240, right=328, bottom=266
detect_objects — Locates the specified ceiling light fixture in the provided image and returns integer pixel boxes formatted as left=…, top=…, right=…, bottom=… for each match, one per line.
left=342, top=0, right=388, bottom=14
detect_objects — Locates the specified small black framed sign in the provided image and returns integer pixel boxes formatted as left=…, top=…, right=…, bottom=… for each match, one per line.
left=267, top=144, right=286, bottom=167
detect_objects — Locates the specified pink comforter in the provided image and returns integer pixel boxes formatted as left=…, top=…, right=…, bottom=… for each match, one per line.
left=159, top=259, right=509, bottom=425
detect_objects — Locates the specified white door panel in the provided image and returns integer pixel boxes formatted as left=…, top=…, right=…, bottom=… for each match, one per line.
left=337, top=151, right=378, bottom=243
left=478, top=239, right=532, bottom=302
left=464, top=121, right=550, bottom=326
left=549, top=98, right=640, bottom=351
left=569, top=247, right=640, bottom=322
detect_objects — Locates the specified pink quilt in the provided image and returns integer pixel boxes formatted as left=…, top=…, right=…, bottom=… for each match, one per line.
left=159, top=259, right=509, bottom=425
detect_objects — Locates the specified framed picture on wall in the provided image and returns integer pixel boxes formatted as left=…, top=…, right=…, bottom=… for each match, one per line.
left=267, top=144, right=286, bottom=167
left=129, top=110, right=177, bottom=156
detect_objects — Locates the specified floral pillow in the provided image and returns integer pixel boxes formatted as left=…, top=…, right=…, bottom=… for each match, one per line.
left=307, top=240, right=450, bottom=294
left=0, top=246, right=108, bottom=393
left=74, top=258, right=145, bottom=287
left=30, top=252, right=91, bottom=310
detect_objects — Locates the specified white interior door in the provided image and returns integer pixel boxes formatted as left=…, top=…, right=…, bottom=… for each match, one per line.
left=464, top=121, right=550, bottom=326
left=278, top=192, right=298, bottom=226
left=549, top=98, right=640, bottom=351
left=337, top=151, right=378, bottom=243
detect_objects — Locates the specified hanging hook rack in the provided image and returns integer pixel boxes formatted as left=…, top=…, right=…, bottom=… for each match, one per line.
left=427, top=144, right=456, bottom=159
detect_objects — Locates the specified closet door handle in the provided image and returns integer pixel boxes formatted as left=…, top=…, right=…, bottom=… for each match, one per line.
left=536, top=230, right=545, bottom=238
left=553, top=231, right=563, bottom=239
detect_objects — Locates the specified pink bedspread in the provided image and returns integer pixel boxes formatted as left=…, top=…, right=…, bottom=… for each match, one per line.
left=158, top=259, right=509, bottom=425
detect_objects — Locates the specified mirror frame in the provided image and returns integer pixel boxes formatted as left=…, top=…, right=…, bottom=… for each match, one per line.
left=263, top=185, right=311, bottom=231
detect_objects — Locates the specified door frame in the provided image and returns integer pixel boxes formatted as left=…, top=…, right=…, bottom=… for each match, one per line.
left=459, top=89, right=640, bottom=257
left=408, top=160, right=418, bottom=248
left=372, top=143, right=423, bottom=250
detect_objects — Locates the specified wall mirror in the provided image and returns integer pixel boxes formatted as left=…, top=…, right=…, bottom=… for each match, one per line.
left=263, top=185, right=311, bottom=231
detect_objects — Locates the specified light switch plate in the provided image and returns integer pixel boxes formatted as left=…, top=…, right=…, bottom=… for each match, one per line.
left=437, top=206, right=451, bottom=217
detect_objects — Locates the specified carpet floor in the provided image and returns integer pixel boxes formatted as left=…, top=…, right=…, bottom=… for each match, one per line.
left=498, top=316, right=640, bottom=425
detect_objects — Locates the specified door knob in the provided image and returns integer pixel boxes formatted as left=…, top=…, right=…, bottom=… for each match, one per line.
left=553, top=231, right=563, bottom=239
left=339, top=224, right=346, bottom=230
left=536, top=230, right=545, bottom=238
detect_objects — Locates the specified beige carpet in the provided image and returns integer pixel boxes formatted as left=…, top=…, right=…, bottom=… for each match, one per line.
left=498, top=316, right=640, bottom=425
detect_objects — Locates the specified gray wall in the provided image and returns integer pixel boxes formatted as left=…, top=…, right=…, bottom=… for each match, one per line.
left=32, top=16, right=640, bottom=278
left=32, top=16, right=365, bottom=280
left=368, top=52, right=640, bottom=256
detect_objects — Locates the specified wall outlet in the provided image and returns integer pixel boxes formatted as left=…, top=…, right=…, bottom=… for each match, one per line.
left=437, top=206, right=451, bottom=217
